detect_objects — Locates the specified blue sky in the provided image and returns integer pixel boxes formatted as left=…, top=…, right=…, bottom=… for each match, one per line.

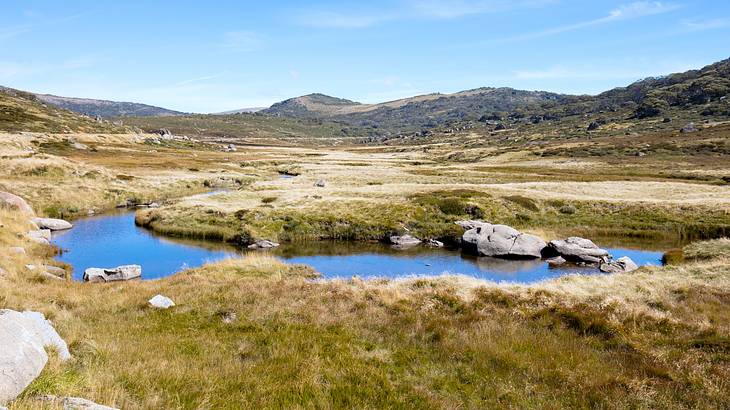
left=1, top=1, right=729, bottom=113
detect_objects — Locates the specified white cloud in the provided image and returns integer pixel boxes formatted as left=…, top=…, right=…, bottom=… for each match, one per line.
left=296, top=11, right=390, bottom=28
left=499, top=1, right=679, bottom=42
left=409, top=0, right=555, bottom=19
left=681, top=18, right=730, bottom=32
left=222, top=31, right=264, bottom=52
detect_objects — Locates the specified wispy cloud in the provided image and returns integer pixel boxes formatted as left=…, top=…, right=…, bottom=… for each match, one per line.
left=0, top=25, right=32, bottom=41
left=175, top=72, right=227, bottom=86
left=0, top=56, right=100, bottom=80
left=221, top=31, right=265, bottom=52
left=499, top=1, right=680, bottom=42
left=294, top=0, right=556, bottom=28
left=680, top=18, right=730, bottom=32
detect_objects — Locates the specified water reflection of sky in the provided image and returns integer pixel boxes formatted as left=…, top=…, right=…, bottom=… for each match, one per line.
left=54, top=211, right=664, bottom=283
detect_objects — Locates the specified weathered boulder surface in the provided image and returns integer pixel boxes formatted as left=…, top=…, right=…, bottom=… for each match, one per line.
left=83, top=265, right=142, bottom=282
left=455, top=220, right=485, bottom=230
left=247, top=240, right=280, bottom=249
left=389, top=234, right=421, bottom=248
left=31, top=217, right=72, bottom=231
left=425, top=239, right=444, bottom=248
left=547, top=237, right=610, bottom=263
left=39, top=395, right=119, bottom=410
left=462, top=222, right=546, bottom=259
left=599, top=256, right=639, bottom=273
left=27, top=229, right=52, bottom=245
left=0, top=310, right=70, bottom=404
left=148, top=295, right=175, bottom=309
left=0, top=192, right=34, bottom=215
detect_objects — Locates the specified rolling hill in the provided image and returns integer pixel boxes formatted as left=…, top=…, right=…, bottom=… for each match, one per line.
left=33, top=93, right=185, bottom=118
left=0, top=86, right=125, bottom=133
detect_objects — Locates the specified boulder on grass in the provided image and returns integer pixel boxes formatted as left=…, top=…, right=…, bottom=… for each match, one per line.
left=0, top=192, right=34, bottom=215
left=83, top=265, right=142, bottom=282
left=547, top=237, right=609, bottom=264
left=27, top=229, right=51, bottom=245
left=31, top=217, right=72, bottom=231
left=462, top=222, right=546, bottom=259
left=599, top=256, right=639, bottom=273
left=0, top=310, right=70, bottom=404
left=148, top=295, right=175, bottom=309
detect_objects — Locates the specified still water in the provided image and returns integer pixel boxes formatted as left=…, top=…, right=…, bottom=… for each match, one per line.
left=53, top=211, right=666, bottom=283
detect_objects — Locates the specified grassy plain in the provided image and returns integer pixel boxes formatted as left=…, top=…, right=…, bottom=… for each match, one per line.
left=0, top=122, right=729, bottom=408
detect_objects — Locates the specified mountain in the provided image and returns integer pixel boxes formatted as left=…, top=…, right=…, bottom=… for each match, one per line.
left=261, top=58, right=730, bottom=134
left=216, top=107, right=267, bottom=115
left=33, top=93, right=185, bottom=118
left=0, top=86, right=125, bottom=133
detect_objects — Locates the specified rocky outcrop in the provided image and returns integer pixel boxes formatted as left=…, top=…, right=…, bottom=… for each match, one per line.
left=680, top=122, right=698, bottom=133
left=389, top=234, right=421, bottom=248
left=0, top=310, right=70, bottom=404
left=31, top=217, right=72, bottom=231
left=547, top=237, right=609, bottom=263
left=462, top=222, right=546, bottom=259
left=38, top=395, right=119, bottom=410
left=455, top=220, right=485, bottom=230
left=148, top=295, right=175, bottom=309
left=83, top=265, right=142, bottom=282
left=0, top=192, right=34, bottom=215
left=599, top=256, right=639, bottom=273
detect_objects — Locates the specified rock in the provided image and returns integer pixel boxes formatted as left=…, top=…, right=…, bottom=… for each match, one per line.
left=425, top=239, right=444, bottom=248
left=314, top=179, right=326, bottom=188
left=44, top=266, right=66, bottom=278
left=0, top=310, right=71, bottom=404
left=38, top=395, right=119, bottom=410
left=462, top=223, right=546, bottom=259
left=389, top=234, right=421, bottom=248
left=680, top=123, right=698, bottom=133
left=548, top=237, right=609, bottom=264
left=83, top=265, right=142, bottom=282
left=27, top=229, right=51, bottom=245
left=587, top=121, right=601, bottom=131
left=455, top=220, right=486, bottom=230
left=148, top=295, right=175, bottom=309
left=247, top=240, right=280, bottom=249
left=71, top=142, right=88, bottom=150
left=599, top=256, right=639, bottom=273
left=221, top=311, right=237, bottom=324
left=545, top=256, right=566, bottom=266
left=32, top=217, right=72, bottom=231
left=41, top=271, right=64, bottom=281
left=8, top=247, right=25, bottom=255
left=0, top=192, right=34, bottom=215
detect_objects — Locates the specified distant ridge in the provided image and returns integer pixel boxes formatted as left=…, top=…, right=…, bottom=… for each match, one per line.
left=33, top=93, right=185, bottom=118
left=216, top=107, right=267, bottom=115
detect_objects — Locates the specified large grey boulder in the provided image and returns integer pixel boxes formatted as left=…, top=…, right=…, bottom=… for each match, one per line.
left=599, top=256, right=639, bottom=273
left=83, top=265, right=142, bottom=282
left=462, top=222, right=546, bottom=259
left=32, top=217, right=72, bottom=231
left=39, top=395, right=119, bottom=410
left=455, top=220, right=485, bottom=230
left=148, top=295, right=175, bottom=309
left=0, top=310, right=71, bottom=404
left=548, top=237, right=609, bottom=263
left=0, top=192, right=34, bottom=215
left=389, top=234, right=421, bottom=248
left=247, top=240, right=280, bottom=249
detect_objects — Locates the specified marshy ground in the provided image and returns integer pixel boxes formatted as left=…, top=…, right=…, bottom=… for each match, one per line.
left=1, top=128, right=729, bottom=408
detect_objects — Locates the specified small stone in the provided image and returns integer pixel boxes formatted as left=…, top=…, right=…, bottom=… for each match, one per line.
left=247, top=240, right=280, bottom=249
left=314, top=179, right=326, bottom=187
left=148, top=295, right=175, bottom=309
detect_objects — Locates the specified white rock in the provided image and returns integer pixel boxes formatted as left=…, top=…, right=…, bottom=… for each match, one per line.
left=247, top=240, right=280, bottom=249
left=462, top=223, right=546, bottom=258
left=0, top=310, right=70, bottom=404
left=8, top=247, right=26, bottom=255
left=599, top=256, right=639, bottom=273
left=27, top=229, right=52, bottom=245
left=32, top=217, right=72, bottom=231
left=148, top=295, right=175, bottom=309
left=83, top=265, right=141, bottom=282
left=0, top=191, right=34, bottom=215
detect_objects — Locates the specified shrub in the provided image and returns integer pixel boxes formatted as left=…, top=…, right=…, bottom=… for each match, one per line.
left=504, top=195, right=539, bottom=212
left=559, top=204, right=577, bottom=215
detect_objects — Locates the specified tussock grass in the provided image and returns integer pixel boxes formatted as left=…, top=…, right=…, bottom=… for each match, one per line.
left=684, top=238, right=730, bottom=261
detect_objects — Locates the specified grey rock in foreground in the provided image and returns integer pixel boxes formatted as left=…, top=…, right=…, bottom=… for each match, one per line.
left=27, top=229, right=52, bottom=245
left=148, top=295, right=175, bottom=309
left=389, top=234, right=421, bottom=248
left=248, top=240, right=280, bottom=249
left=462, top=222, right=546, bottom=259
left=39, top=395, right=119, bottom=410
left=0, top=310, right=70, bottom=404
left=0, top=191, right=34, bottom=215
left=83, top=265, right=142, bottom=282
left=548, top=237, right=610, bottom=264
left=599, top=256, right=639, bottom=273
left=31, top=217, right=72, bottom=231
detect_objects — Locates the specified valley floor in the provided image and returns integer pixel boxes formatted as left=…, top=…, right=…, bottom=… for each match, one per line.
left=1, top=131, right=729, bottom=408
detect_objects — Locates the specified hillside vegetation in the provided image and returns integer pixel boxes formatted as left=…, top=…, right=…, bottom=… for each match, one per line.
left=34, top=93, right=185, bottom=118
left=0, top=87, right=125, bottom=133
